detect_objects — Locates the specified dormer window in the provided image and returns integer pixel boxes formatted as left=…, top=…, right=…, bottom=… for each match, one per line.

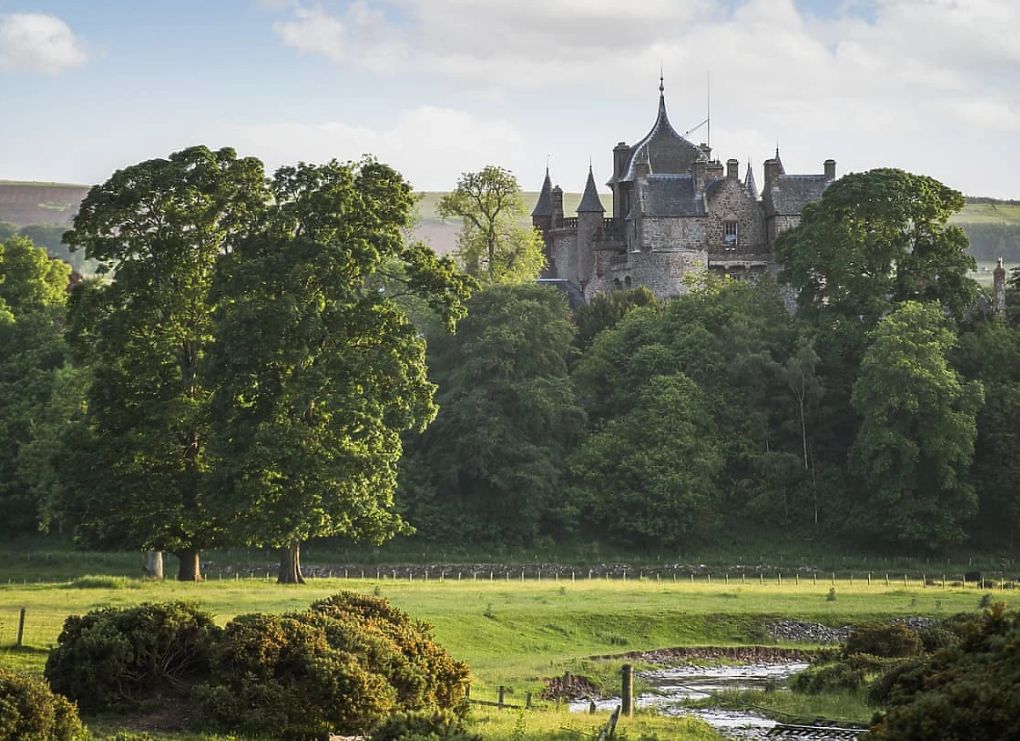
left=723, top=220, right=738, bottom=249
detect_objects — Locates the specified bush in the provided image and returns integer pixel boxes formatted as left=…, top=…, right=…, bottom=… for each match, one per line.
left=0, top=668, right=88, bottom=741
left=44, top=601, right=219, bottom=711
left=194, top=592, right=470, bottom=740
left=791, top=654, right=893, bottom=694
left=843, top=622, right=921, bottom=659
left=371, top=709, right=481, bottom=741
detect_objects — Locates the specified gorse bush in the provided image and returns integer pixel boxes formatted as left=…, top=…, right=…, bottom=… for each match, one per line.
left=194, top=591, right=470, bottom=740
left=0, top=668, right=88, bottom=741
left=843, top=622, right=922, bottom=659
left=44, top=601, right=220, bottom=711
left=370, top=709, right=481, bottom=741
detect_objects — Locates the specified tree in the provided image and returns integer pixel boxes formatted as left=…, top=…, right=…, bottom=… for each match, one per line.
left=400, top=284, right=583, bottom=544
left=59, top=146, right=269, bottom=581
left=0, top=236, right=71, bottom=533
left=571, top=373, right=723, bottom=547
left=849, top=302, right=984, bottom=549
left=206, top=159, right=471, bottom=583
left=437, top=166, right=545, bottom=284
left=572, top=286, right=657, bottom=351
left=776, top=168, right=977, bottom=328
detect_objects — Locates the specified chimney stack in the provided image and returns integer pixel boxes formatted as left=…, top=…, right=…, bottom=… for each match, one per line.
left=994, top=257, right=1007, bottom=315
left=726, top=159, right=739, bottom=179
left=551, top=186, right=564, bottom=227
left=824, top=159, right=836, bottom=181
left=763, top=158, right=780, bottom=192
left=693, top=158, right=706, bottom=192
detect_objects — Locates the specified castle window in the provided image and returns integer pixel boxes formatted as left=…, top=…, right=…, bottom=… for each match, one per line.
left=723, top=220, right=738, bottom=248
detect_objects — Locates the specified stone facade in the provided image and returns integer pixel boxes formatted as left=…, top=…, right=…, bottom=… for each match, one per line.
left=532, top=84, right=836, bottom=301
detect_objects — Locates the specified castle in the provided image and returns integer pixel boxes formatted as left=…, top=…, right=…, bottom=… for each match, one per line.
left=532, top=80, right=837, bottom=301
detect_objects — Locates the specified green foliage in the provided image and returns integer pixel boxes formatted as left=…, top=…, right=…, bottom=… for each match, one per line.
left=850, top=302, right=984, bottom=548
left=195, top=592, right=469, bottom=740
left=776, top=168, right=977, bottom=327
left=572, top=286, right=658, bottom=351
left=44, top=601, right=219, bottom=711
left=0, top=236, right=72, bottom=533
left=843, top=623, right=922, bottom=659
left=572, top=373, right=723, bottom=546
left=866, top=606, right=1020, bottom=740
left=401, top=284, right=584, bottom=544
left=205, top=158, right=471, bottom=581
left=371, top=709, right=481, bottom=741
left=0, top=668, right=88, bottom=741
left=438, top=166, right=545, bottom=284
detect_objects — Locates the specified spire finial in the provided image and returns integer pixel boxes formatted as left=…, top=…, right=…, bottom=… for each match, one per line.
left=659, top=66, right=664, bottom=94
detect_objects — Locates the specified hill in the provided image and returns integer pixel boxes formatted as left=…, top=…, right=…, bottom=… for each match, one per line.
left=0, top=181, right=1016, bottom=263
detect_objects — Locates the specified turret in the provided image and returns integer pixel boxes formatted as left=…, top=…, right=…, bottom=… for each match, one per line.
left=576, top=166, right=605, bottom=286
left=531, top=167, right=553, bottom=232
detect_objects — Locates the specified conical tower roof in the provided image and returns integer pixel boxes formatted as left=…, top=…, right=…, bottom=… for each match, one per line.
left=744, top=160, right=759, bottom=201
left=531, top=167, right=553, bottom=217
left=577, top=165, right=605, bottom=213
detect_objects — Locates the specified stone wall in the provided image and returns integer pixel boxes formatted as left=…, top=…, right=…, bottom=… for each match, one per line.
left=705, top=179, right=766, bottom=256
left=638, top=217, right=706, bottom=251
left=549, top=230, right=579, bottom=286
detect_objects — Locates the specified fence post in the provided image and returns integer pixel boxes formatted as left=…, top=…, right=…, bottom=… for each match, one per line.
left=621, top=664, right=633, bottom=718
left=16, top=608, right=26, bottom=647
left=526, top=691, right=533, bottom=709
left=498, top=686, right=505, bottom=709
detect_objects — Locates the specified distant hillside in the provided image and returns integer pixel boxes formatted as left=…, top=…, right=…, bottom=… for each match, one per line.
left=0, top=181, right=1015, bottom=263
left=0, top=180, right=90, bottom=228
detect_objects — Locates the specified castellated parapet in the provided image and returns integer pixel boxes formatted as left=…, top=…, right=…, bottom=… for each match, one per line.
left=532, top=82, right=836, bottom=301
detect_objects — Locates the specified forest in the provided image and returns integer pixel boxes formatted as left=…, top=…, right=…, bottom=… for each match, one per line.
left=1, top=154, right=1019, bottom=584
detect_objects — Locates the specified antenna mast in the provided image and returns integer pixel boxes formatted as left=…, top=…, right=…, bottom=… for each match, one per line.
left=706, top=72, right=711, bottom=151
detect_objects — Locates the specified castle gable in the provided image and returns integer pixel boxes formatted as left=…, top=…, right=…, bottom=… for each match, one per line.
left=617, top=94, right=703, bottom=183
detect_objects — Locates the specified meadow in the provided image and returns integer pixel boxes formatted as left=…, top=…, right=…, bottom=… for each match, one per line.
left=1, top=562, right=1013, bottom=739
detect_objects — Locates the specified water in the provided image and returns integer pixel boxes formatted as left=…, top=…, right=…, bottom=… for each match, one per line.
left=569, top=662, right=809, bottom=739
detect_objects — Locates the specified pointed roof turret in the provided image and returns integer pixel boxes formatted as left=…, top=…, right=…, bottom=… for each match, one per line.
left=773, top=146, right=786, bottom=175
left=613, top=78, right=703, bottom=183
left=531, top=167, right=553, bottom=217
left=744, top=160, right=759, bottom=201
left=577, top=165, right=605, bottom=213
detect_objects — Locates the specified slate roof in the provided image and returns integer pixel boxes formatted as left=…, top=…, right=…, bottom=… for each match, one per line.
left=768, top=174, right=830, bottom=216
left=611, top=92, right=703, bottom=185
left=640, top=174, right=705, bottom=217
left=577, top=166, right=605, bottom=213
left=531, top=168, right=553, bottom=217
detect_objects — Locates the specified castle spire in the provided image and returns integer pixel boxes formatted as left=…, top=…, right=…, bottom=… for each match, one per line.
left=577, top=164, right=605, bottom=213
left=531, top=166, right=553, bottom=217
left=744, top=159, right=759, bottom=201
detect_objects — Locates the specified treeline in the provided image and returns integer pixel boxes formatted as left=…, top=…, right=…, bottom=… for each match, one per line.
left=0, top=221, right=96, bottom=274
left=399, top=169, right=1020, bottom=554
left=959, top=223, right=1020, bottom=262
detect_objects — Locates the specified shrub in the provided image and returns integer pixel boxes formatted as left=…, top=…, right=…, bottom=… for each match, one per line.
left=0, top=668, right=88, bottom=741
left=843, top=622, right=921, bottom=659
left=195, top=592, right=470, bottom=740
left=44, top=601, right=219, bottom=711
left=370, top=709, right=481, bottom=741
left=791, top=654, right=893, bottom=694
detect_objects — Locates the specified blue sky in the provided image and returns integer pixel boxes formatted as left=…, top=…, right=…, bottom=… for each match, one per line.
left=2, top=0, right=1018, bottom=198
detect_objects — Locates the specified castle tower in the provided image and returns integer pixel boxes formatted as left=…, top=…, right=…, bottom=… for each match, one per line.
left=994, top=256, right=1007, bottom=315
left=744, top=161, right=759, bottom=201
left=576, top=165, right=605, bottom=286
left=531, top=167, right=553, bottom=232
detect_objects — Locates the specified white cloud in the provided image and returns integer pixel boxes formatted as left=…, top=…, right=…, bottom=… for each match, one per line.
left=274, top=1, right=406, bottom=73
left=0, top=13, right=87, bottom=73
left=219, top=105, right=527, bottom=190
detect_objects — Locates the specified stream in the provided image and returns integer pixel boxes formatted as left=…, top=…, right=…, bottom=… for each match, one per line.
left=569, top=661, right=810, bottom=739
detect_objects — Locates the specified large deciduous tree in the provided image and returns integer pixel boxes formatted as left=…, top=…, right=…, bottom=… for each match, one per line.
left=437, top=166, right=545, bottom=284
left=60, top=146, right=269, bottom=580
left=849, top=302, right=984, bottom=549
left=206, top=159, right=471, bottom=583
left=0, top=236, right=71, bottom=532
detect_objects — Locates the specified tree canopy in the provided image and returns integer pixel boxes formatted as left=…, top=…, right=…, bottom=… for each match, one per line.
left=437, top=166, right=545, bottom=284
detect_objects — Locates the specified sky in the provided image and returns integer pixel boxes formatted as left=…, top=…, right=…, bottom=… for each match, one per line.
left=1, top=0, right=1018, bottom=198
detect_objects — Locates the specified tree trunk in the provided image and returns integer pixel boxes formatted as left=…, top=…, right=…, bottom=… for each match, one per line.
left=144, top=550, right=164, bottom=579
left=175, top=549, right=202, bottom=582
left=278, top=541, right=306, bottom=584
